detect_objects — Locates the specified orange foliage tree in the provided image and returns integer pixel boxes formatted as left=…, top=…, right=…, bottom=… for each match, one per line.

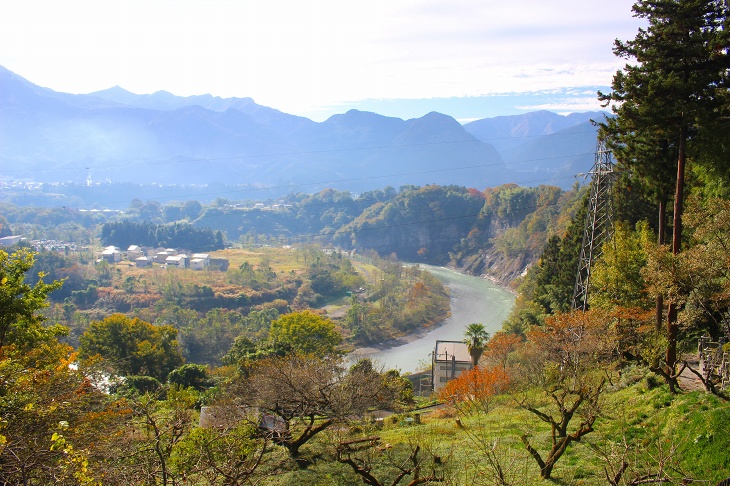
left=438, top=365, right=510, bottom=416
left=483, top=331, right=522, bottom=370
left=515, top=309, right=618, bottom=479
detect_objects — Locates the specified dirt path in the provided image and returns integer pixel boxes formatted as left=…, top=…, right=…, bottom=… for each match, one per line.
left=678, top=354, right=705, bottom=392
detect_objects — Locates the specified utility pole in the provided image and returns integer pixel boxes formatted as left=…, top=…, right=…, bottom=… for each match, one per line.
left=572, top=139, right=615, bottom=311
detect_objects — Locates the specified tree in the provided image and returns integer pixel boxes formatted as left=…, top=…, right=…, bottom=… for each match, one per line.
left=483, top=331, right=522, bottom=370
left=0, top=248, right=64, bottom=349
left=515, top=310, right=618, bottom=479
left=599, top=0, right=729, bottom=386
left=336, top=438, right=445, bottom=486
left=589, top=221, right=653, bottom=311
left=644, top=198, right=730, bottom=387
left=463, top=323, right=489, bottom=368
left=167, top=363, right=213, bottom=391
left=438, top=365, right=509, bottom=416
left=78, top=314, right=184, bottom=382
left=268, top=310, right=342, bottom=358
left=230, top=356, right=400, bottom=458
left=170, top=418, right=286, bottom=485
left=106, top=386, right=199, bottom=486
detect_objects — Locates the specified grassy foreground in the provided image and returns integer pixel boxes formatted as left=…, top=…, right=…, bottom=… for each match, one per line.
left=268, top=366, right=730, bottom=485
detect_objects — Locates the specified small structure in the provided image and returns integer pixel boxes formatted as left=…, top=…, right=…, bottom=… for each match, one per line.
left=192, top=253, right=210, bottom=266
left=127, top=245, right=145, bottom=260
left=0, top=235, right=22, bottom=247
left=165, top=255, right=188, bottom=268
left=432, top=340, right=471, bottom=393
left=209, top=258, right=230, bottom=271
left=135, top=256, right=152, bottom=268
left=101, top=246, right=122, bottom=263
left=190, top=258, right=206, bottom=270
left=699, top=334, right=729, bottom=390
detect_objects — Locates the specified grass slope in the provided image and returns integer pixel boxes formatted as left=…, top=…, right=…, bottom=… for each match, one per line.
left=268, top=367, right=730, bottom=485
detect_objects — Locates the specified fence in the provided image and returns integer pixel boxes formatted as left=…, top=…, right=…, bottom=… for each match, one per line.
left=698, top=335, right=730, bottom=390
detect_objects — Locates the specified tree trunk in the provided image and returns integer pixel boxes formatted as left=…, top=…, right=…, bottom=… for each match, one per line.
left=655, top=199, right=666, bottom=332
left=666, top=125, right=687, bottom=377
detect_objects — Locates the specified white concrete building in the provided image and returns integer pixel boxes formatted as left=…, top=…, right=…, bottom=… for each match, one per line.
left=432, top=340, right=472, bottom=392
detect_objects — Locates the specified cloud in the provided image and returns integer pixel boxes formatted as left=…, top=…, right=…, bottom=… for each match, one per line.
left=516, top=97, right=607, bottom=114
left=0, top=0, right=644, bottom=118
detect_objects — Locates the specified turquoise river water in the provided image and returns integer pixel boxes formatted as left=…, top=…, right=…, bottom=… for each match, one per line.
left=353, top=264, right=515, bottom=373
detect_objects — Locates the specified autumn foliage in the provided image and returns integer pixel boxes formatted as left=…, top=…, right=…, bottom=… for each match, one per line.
left=438, top=365, right=510, bottom=415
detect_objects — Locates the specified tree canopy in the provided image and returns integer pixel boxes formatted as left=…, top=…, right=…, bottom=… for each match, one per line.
left=268, top=310, right=343, bottom=358
left=0, top=248, right=64, bottom=350
left=78, top=314, right=185, bottom=382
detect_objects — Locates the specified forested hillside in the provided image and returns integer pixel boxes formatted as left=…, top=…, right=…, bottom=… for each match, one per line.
left=1, top=1, right=728, bottom=483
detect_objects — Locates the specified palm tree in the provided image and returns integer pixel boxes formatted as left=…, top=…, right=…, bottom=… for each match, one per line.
left=464, top=323, right=489, bottom=368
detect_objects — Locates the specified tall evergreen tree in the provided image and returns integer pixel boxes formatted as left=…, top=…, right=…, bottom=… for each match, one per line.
left=599, top=0, right=728, bottom=389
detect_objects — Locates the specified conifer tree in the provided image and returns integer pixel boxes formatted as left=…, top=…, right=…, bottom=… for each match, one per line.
left=599, top=0, right=728, bottom=389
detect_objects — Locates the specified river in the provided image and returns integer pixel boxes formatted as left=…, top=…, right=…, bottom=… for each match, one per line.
left=354, top=265, right=515, bottom=373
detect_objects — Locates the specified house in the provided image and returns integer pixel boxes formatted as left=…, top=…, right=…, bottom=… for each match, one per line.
left=135, top=256, right=152, bottom=268
left=155, top=251, right=172, bottom=263
left=191, top=253, right=210, bottom=266
left=101, top=246, right=122, bottom=263
left=127, top=245, right=145, bottom=260
left=190, top=258, right=206, bottom=270
left=432, top=340, right=472, bottom=392
left=165, top=254, right=188, bottom=268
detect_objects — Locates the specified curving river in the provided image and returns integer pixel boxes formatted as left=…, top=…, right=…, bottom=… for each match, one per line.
left=354, top=265, right=515, bottom=373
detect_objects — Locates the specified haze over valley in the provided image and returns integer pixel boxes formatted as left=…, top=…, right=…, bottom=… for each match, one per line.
left=1, top=66, right=604, bottom=202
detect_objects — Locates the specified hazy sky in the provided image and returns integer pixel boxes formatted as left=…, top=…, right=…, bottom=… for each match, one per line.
left=0, top=0, right=645, bottom=121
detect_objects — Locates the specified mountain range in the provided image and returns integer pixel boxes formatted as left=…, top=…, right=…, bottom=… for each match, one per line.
left=0, top=66, right=606, bottom=195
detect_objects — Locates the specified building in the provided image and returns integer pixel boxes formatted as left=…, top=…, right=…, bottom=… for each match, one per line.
left=432, top=340, right=471, bottom=392
left=165, top=254, right=188, bottom=268
left=0, top=235, right=23, bottom=247
left=135, top=256, right=152, bottom=268
left=190, top=258, right=206, bottom=270
left=101, top=246, right=122, bottom=263
left=155, top=250, right=172, bottom=263
left=191, top=253, right=210, bottom=266
left=127, top=245, right=145, bottom=260
left=209, top=258, right=230, bottom=271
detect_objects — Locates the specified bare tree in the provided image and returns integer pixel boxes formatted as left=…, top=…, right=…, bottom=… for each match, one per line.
left=335, top=436, right=445, bottom=486
left=230, top=356, right=402, bottom=459
left=514, top=310, right=617, bottom=479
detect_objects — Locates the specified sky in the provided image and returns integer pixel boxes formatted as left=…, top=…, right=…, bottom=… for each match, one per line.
left=0, top=0, right=645, bottom=122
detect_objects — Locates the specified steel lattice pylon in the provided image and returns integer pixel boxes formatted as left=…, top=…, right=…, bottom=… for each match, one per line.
left=572, top=139, right=615, bottom=311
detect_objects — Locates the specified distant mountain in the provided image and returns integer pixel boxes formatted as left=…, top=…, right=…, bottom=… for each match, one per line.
left=0, top=65, right=601, bottom=195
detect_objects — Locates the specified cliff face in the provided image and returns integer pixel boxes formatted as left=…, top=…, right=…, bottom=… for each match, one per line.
left=353, top=221, right=463, bottom=265
left=454, top=249, right=530, bottom=289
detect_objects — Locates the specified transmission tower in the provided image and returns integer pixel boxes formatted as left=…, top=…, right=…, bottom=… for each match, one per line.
left=572, top=139, right=615, bottom=311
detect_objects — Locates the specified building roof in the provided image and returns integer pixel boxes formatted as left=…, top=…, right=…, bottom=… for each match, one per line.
left=434, top=340, right=471, bottom=363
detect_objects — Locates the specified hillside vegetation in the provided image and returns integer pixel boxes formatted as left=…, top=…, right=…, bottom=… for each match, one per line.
left=1, top=1, right=729, bottom=484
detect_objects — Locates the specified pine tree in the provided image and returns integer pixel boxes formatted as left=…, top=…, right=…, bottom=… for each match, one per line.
left=599, top=0, right=728, bottom=390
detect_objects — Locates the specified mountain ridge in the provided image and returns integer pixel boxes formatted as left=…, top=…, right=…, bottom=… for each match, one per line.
left=0, top=66, right=603, bottom=195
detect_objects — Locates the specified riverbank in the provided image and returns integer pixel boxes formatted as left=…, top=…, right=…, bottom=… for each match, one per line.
left=352, top=264, right=515, bottom=373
